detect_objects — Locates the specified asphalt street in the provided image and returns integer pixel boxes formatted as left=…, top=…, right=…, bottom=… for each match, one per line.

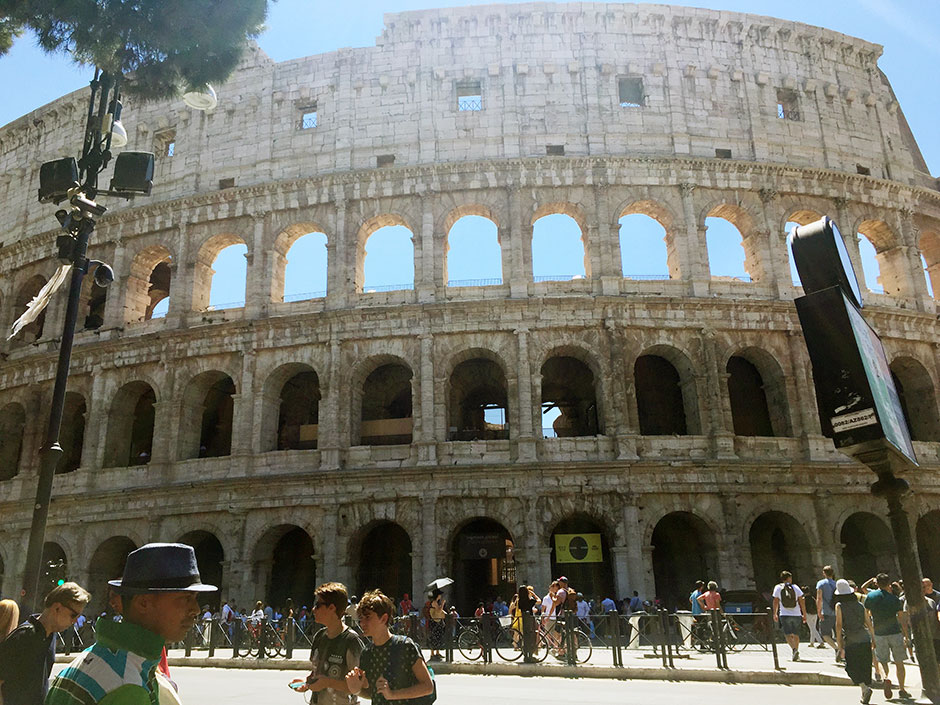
left=153, top=668, right=865, bottom=704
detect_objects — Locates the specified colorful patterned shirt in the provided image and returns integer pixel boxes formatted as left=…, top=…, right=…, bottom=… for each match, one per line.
left=45, top=617, right=165, bottom=705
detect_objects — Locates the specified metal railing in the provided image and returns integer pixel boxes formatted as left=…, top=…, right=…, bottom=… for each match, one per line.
left=361, top=283, right=414, bottom=293
left=533, top=274, right=587, bottom=282
left=446, top=278, right=503, bottom=287
left=283, top=290, right=326, bottom=302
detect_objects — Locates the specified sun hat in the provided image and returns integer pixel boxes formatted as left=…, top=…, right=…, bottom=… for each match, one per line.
left=109, top=543, right=217, bottom=594
left=835, top=579, right=854, bottom=596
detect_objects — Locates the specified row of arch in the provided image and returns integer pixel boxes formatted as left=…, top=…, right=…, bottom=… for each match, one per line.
left=4, top=344, right=939, bottom=478
left=21, top=509, right=940, bottom=615
left=5, top=196, right=940, bottom=343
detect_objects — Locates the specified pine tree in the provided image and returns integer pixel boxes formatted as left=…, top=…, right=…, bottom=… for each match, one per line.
left=0, top=0, right=268, bottom=99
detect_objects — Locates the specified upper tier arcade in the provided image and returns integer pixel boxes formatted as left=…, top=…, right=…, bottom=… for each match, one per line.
left=0, top=2, right=935, bottom=248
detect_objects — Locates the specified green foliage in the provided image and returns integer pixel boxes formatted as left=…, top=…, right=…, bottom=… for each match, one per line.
left=0, top=0, right=268, bottom=99
left=0, top=16, right=24, bottom=56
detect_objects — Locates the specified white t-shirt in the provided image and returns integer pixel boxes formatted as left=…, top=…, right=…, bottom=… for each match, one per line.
left=773, top=582, right=804, bottom=617
left=541, top=594, right=555, bottom=617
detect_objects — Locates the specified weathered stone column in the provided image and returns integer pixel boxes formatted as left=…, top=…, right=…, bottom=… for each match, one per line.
left=678, top=183, right=710, bottom=296
left=514, top=327, right=536, bottom=461
left=326, top=195, right=351, bottom=311
left=318, top=337, right=343, bottom=470
left=416, top=333, right=437, bottom=465
left=231, top=351, right=255, bottom=456
left=166, top=222, right=192, bottom=327
left=507, top=188, right=532, bottom=298
left=421, top=494, right=438, bottom=593
left=149, top=400, right=178, bottom=465
left=85, top=372, right=108, bottom=469
left=243, top=212, right=268, bottom=319
left=319, top=509, right=338, bottom=583
left=610, top=546, right=630, bottom=600
left=701, top=328, right=735, bottom=457
left=415, top=197, right=436, bottom=303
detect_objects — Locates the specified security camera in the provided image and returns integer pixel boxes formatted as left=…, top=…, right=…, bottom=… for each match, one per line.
left=90, top=261, right=115, bottom=288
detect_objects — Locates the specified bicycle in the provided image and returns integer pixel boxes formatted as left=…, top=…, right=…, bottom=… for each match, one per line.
left=242, top=619, right=285, bottom=657
left=691, top=613, right=745, bottom=653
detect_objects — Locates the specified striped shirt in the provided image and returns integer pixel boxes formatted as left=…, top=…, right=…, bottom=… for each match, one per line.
left=45, top=617, right=165, bottom=705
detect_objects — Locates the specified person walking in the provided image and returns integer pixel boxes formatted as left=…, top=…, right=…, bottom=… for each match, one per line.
left=696, top=581, right=722, bottom=613
left=291, top=582, right=364, bottom=704
left=427, top=589, right=446, bottom=662
left=0, top=583, right=90, bottom=705
left=773, top=570, right=806, bottom=661
left=835, top=579, right=876, bottom=704
left=816, top=565, right=839, bottom=653
left=345, top=590, right=434, bottom=705
left=518, top=585, right=539, bottom=663
left=904, top=578, right=940, bottom=672
left=864, top=573, right=911, bottom=700
left=46, top=543, right=216, bottom=705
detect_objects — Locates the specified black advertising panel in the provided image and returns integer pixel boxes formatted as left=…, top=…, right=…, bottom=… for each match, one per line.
left=795, top=286, right=916, bottom=466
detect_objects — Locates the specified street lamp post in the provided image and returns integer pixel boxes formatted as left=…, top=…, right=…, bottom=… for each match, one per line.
left=19, top=69, right=154, bottom=613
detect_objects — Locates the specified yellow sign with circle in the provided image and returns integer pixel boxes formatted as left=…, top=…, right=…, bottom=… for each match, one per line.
left=554, top=533, right=603, bottom=563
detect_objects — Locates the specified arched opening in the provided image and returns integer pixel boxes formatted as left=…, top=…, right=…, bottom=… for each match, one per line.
left=209, top=244, right=248, bottom=309
left=919, top=229, right=940, bottom=299
left=447, top=357, right=509, bottom=441
left=40, top=542, right=67, bottom=600
left=652, top=512, right=719, bottom=610
left=355, top=522, right=413, bottom=601
left=362, top=225, right=414, bottom=292
left=857, top=232, right=883, bottom=293
left=359, top=363, right=413, bottom=446
left=916, top=511, right=940, bottom=583
left=549, top=515, right=615, bottom=601
left=450, top=518, right=516, bottom=616
left=58, top=392, right=86, bottom=473
left=635, top=354, right=695, bottom=435
left=88, top=537, right=137, bottom=612
left=255, top=525, right=317, bottom=610
left=705, top=216, right=749, bottom=281
left=277, top=370, right=321, bottom=450
left=841, top=512, right=897, bottom=584
left=446, top=215, right=502, bottom=286
left=103, top=381, right=156, bottom=467
left=856, top=220, right=906, bottom=296
left=178, top=371, right=236, bottom=460
left=749, top=511, right=814, bottom=591
left=727, top=356, right=774, bottom=436
left=540, top=356, right=601, bottom=438
left=178, top=531, right=224, bottom=609
left=0, top=402, right=26, bottom=481
left=531, top=213, right=587, bottom=281
left=12, top=274, right=48, bottom=343
left=619, top=212, right=672, bottom=279
left=282, top=231, right=328, bottom=302
left=889, top=358, right=940, bottom=442
left=125, top=246, right=172, bottom=323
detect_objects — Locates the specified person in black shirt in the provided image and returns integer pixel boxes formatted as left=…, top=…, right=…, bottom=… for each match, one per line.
left=517, top=584, right=539, bottom=663
left=0, top=582, right=90, bottom=705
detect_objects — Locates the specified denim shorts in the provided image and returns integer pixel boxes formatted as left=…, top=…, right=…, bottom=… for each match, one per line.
left=780, top=615, right=803, bottom=636
left=818, top=614, right=836, bottom=638
left=874, top=632, right=906, bottom=663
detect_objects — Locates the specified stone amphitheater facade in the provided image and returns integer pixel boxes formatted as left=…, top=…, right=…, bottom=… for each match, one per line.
left=1, top=3, right=940, bottom=613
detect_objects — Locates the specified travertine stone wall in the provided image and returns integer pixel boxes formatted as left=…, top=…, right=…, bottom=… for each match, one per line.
left=1, top=4, right=939, bottom=608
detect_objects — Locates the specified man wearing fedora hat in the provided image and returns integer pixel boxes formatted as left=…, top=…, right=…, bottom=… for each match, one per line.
left=46, top=543, right=216, bottom=705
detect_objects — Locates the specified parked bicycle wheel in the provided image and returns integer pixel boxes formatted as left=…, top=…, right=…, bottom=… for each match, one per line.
left=457, top=627, right=483, bottom=660
left=493, top=627, right=524, bottom=662
left=264, top=623, right=284, bottom=656
left=530, top=632, right=551, bottom=662
left=571, top=629, right=592, bottom=663
left=722, top=620, right=745, bottom=652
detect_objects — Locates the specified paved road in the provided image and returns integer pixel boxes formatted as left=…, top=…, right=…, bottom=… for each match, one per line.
left=153, top=668, right=868, bottom=704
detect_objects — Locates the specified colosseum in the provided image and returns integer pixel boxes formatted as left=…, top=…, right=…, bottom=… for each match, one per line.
left=1, top=3, right=939, bottom=615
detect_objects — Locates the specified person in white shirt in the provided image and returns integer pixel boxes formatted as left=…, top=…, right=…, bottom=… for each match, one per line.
left=772, top=570, right=807, bottom=661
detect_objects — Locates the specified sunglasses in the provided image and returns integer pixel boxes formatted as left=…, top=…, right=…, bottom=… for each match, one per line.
left=313, top=602, right=329, bottom=609
left=63, top=605, right=81, bottom=621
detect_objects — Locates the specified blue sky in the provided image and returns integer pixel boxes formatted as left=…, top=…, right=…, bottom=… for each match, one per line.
left=1, top=0, right=936, bottom=305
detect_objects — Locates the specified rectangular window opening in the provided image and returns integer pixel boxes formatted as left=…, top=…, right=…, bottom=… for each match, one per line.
left=776, top=89, right=801, bottom=121
left=377, top=154, right=395, bottom=168
left=618, top=76, right=645, bottom=108
left=715, top=148, right=732, bottom=159
left=457, top=80, right=483, bottom=111
left=546, top=144, right=565, bottom=156
left=856, top=164, right=871, bottom=176
left=153, top=129, right=177, bottom=158
left=218, top=177, right=236, bottom=190
left=299, top=103, right=318, bottom=129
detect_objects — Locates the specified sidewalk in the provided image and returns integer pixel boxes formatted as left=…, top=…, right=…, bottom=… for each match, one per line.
left=56, top=643, right=926, bottom=689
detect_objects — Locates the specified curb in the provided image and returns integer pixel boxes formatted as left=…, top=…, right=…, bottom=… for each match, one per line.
left=54, top=654, right=852, bottom=686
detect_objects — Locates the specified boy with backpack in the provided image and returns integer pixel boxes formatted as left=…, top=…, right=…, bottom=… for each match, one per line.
left=346, top=590, right=435, bottom=704
left=773, top=570, right=807, bottom=661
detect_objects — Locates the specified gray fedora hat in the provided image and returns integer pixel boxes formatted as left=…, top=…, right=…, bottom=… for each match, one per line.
left=109, top=543, right=217, bottom=594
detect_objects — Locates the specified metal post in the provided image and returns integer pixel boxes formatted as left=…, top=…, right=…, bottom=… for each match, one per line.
left=232, top=619, right=241, bottom=658
left=767, top=607, right=782, bottom=671
left=445, top=611, right=455, bottom=663
left=259, top=618, right=267, bottom=659
left=862, top=452, right=940, bottom=704
left=610, top=611, right=622, bottom=667
left=208, top=620, right=216, bottom=658
left=566, top=610, right=577, bottom=666
left=184, top=623, right=193, bottom=657
left=286, top=617, right=295, bottom=659
left=20, top=216, right=95, bottom=613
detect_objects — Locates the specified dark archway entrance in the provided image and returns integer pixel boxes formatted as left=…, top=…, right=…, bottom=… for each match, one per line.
left=916, top=511, right=940, bottom=584
left=651, top=512, right=719, bottom=610
left=727, top=356, right=775, bottom=436
left=549, top=515, right=615, bottom=601
left=256, top=526, right=317, bottom=611
left=277, top=370, right=320, bottom=450
left=841, top=512, right=897, bottom=584
left=451, top=518, right=516, bottom=615
left=88, top=536, right=137, bottom=613
left=635, top=355, right=688, bottom=435
left=749, top=511, right=814, bottom=591
left=40, top=542, right=67, bottom=600
left=178, top=531, right=224, bottom=610
left=356, top=522, right=413, bottom=603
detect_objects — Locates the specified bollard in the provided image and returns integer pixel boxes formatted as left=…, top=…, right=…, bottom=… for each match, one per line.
left=658, top=610, right=669, bottom=668
left=709, top=609, right=723, bottom=669
left=285, top=617, right=295, bottom=659
left=184, top=622, right=194, bottom=657
left=445, top=611, right=455, bottom=662
left=482, top=613, right=493, bottom=664
left=566, top=610, right=577, bottom=666
left=610, top=611, right=622, bottom=667
left=767, top=608, right=782, bottom=670
left=259, top=619, right=267, bottom=660
left=232, top=619, right=240, bottom=658
left=660, top=610, right=675, bottom=668
left=208, top=620, right=216, bottom=658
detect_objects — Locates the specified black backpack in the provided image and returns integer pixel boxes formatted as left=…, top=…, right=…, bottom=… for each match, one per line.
left=780, top=583, right=798, bottom=609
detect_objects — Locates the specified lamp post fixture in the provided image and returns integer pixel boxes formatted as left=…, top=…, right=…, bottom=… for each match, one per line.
left=18, top=69, right=213, bottom=613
